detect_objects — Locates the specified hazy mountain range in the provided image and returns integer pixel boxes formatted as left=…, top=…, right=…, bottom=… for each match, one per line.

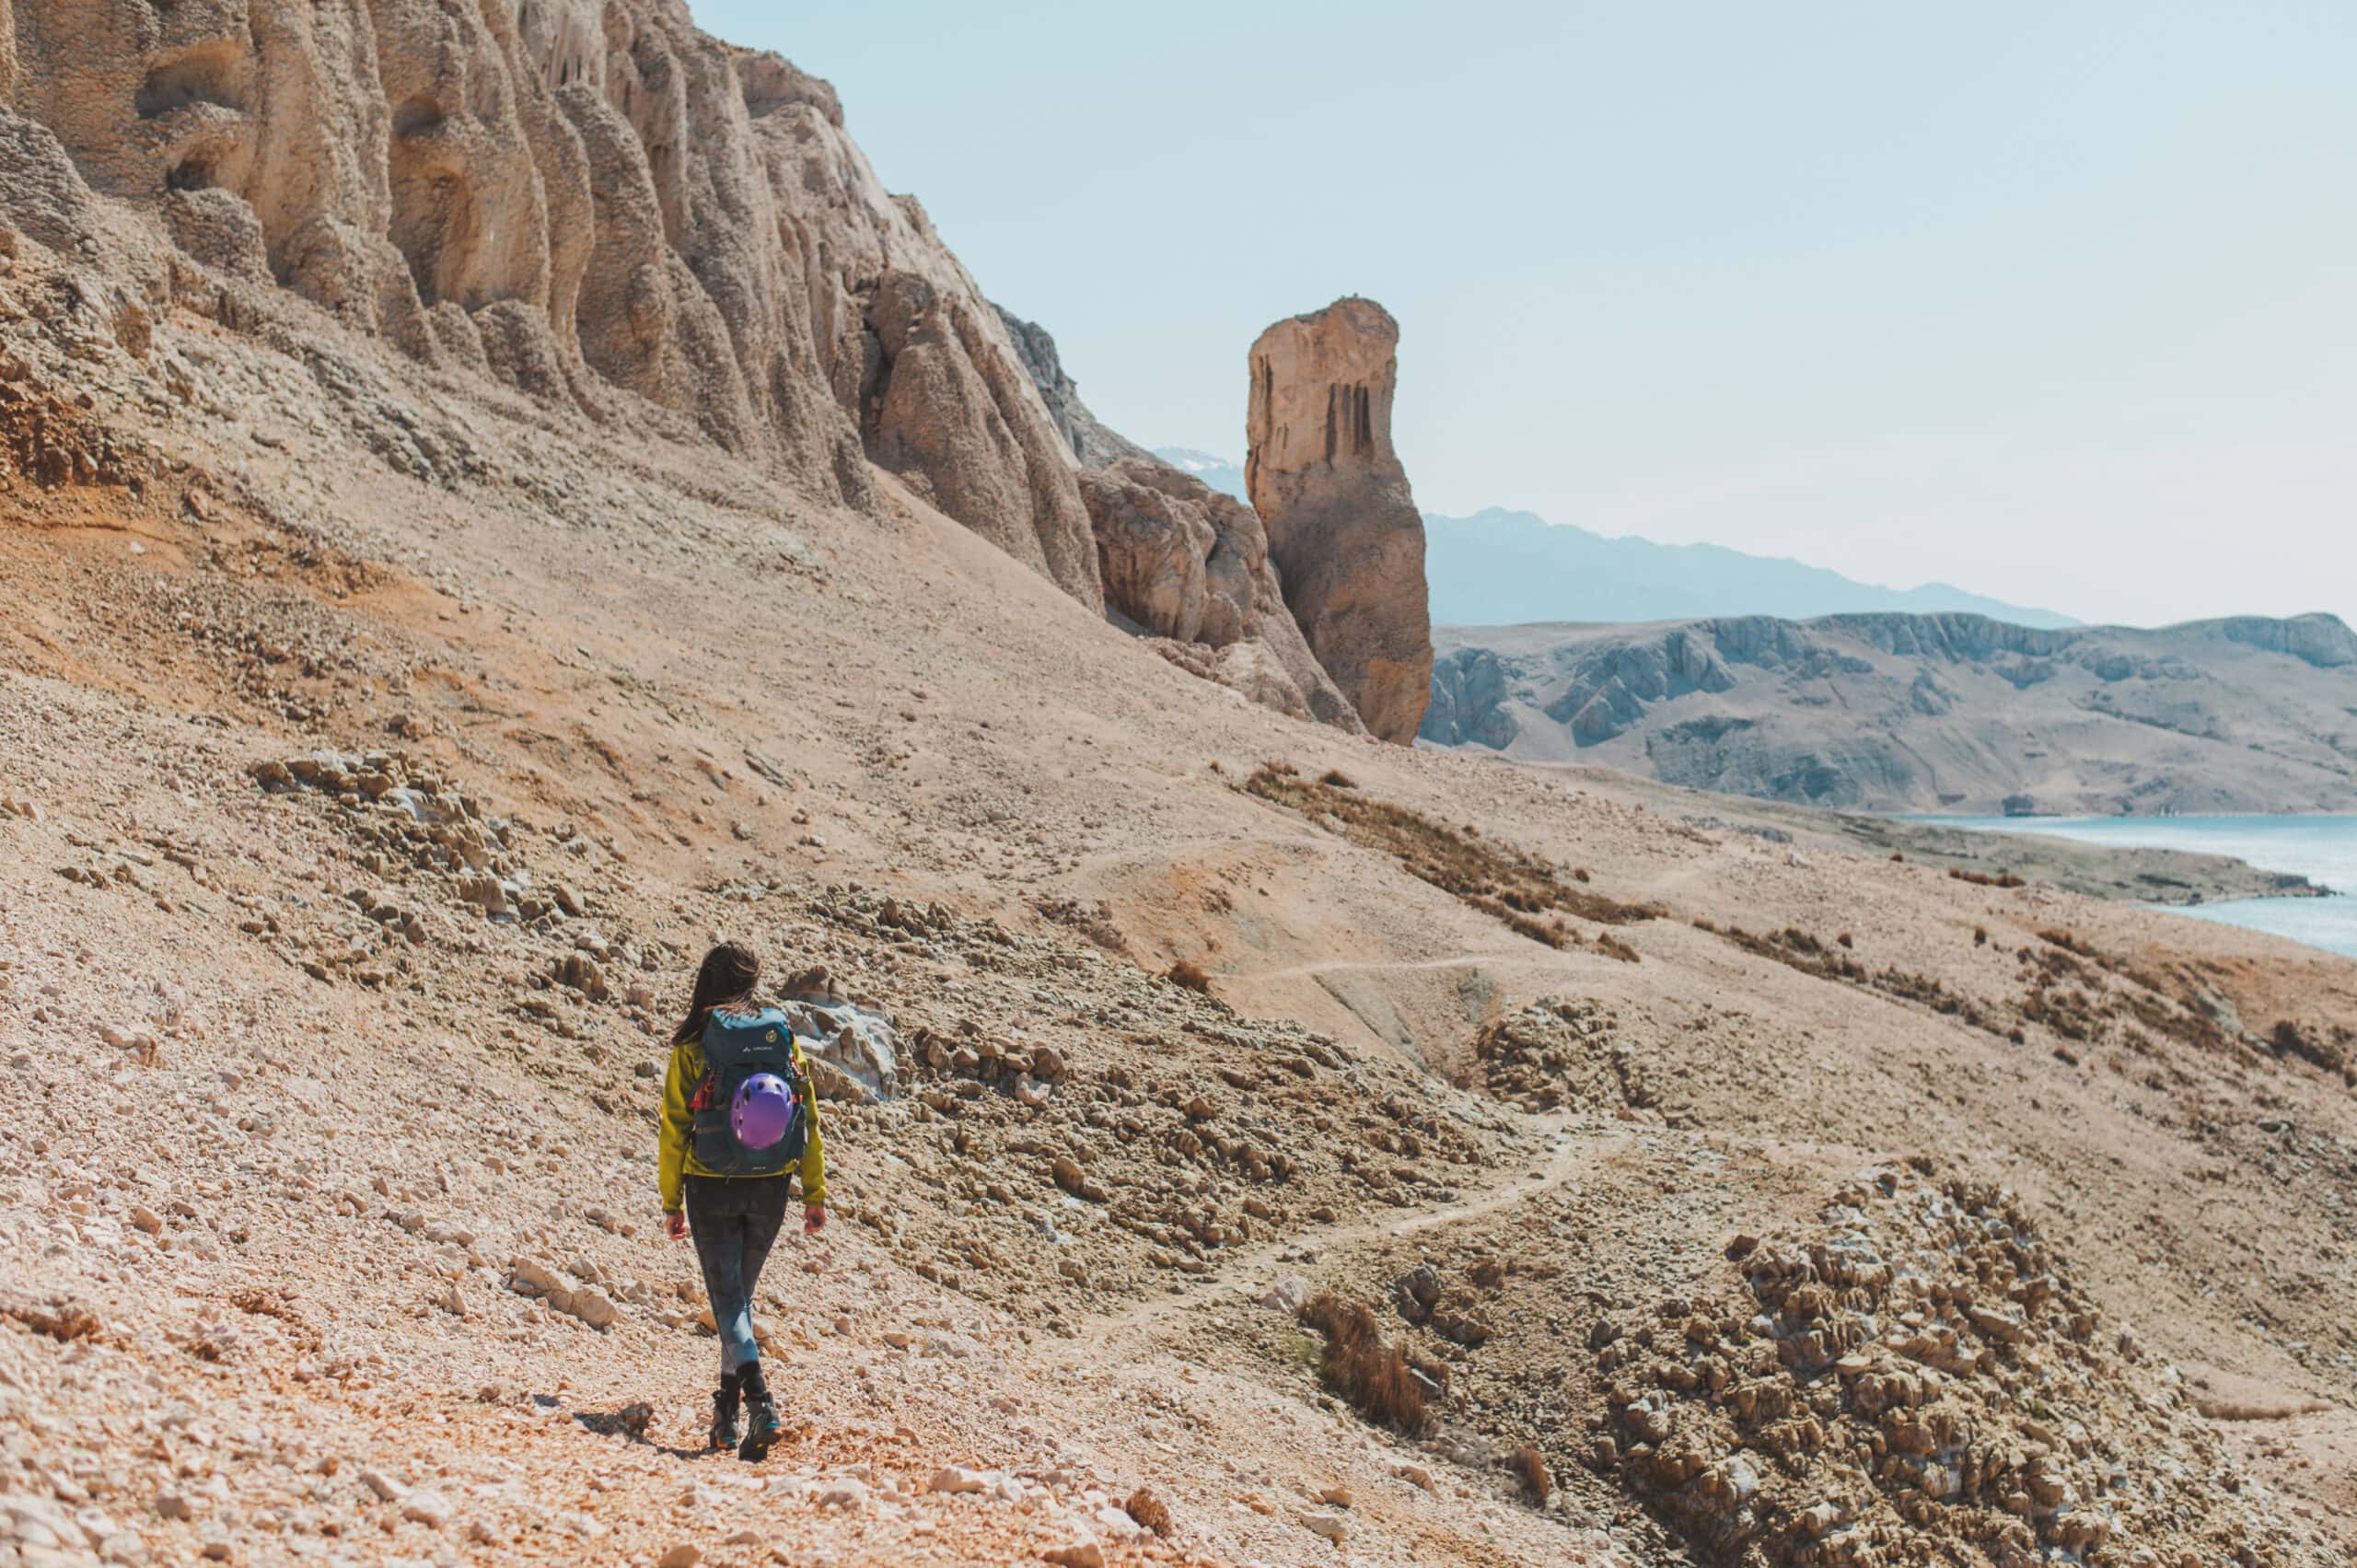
left=1153, top=450, right=2076, bottom=630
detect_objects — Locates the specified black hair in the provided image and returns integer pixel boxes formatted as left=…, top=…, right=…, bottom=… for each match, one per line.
left=672, top=941, right=761, bottom=1045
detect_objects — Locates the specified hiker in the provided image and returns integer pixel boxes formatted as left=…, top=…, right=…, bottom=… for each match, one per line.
left=657, top=941, right=828, bottom=1460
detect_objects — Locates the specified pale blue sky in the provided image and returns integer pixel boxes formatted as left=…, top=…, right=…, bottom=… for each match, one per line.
left=691, top=2, right=2356, bottom=629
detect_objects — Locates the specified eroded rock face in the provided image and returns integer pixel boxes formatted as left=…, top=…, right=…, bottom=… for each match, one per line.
left=1246, top=298, right=1433, bottom=744
left=1077, top=457, right=1363, bottom=733
left=994, top=305, right=1148, bottom=470
left=0, top=0, right=1102, bottom=607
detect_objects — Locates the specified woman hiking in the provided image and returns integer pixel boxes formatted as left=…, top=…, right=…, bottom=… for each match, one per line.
left=657, top=941, right=828, bottom=1461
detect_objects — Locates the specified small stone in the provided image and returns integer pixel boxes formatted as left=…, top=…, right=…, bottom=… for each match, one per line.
left=1256, top=1274, right=1309, bottom=1314
left=565, top=1286, right=621, bottom=1330
left=1043, top=1547, right=1104, bottom=1568
left=657, top=1546, right=702, bottom=1568
left=1318, top=1483, right=1352, bottom=1508
left=816, top=1478, right=867, bottom=1509
left=358, top=1469, right=407, bottom=1503
left=154, top=1491, right=194, bottom=1521
left=1298, top=1509, right=1349, bottom=1540
left=553, top=952, right=608, bottom=1001
left=130, top=1205, right=164, bottom=1235
left=401, top=1491, right=453, bottom=1528
left=930, top=1466, right=986, bottom=1495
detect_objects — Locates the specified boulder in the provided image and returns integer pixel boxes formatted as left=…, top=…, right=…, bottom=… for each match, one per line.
left=1246, top=298, right=1434, bottom=743
left=780, top=999, right=899, bottom=1098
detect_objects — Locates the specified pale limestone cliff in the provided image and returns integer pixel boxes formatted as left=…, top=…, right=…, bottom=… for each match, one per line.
left=1246, top=296, right=1432, bottom=744
left=0, top=0, right=1101, bottom=606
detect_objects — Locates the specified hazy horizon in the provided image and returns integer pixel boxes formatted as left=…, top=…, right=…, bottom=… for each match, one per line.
left=693, top=2, right=2357, bottom=631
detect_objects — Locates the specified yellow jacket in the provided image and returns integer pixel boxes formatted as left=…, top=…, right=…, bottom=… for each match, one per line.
left=657, top=1030, right=828, bottom=1213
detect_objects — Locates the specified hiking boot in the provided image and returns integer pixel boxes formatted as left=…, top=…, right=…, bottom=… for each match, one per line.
left=709, top=1373, right=741, bottom=1453
left=737, top=1364, right=782, bottom=1462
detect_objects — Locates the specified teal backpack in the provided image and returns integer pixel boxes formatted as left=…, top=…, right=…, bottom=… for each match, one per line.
left=688, top=1008, right=810, bottom=1177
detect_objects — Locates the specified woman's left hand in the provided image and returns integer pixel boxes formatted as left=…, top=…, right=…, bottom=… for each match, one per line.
left=803, top=1204, right=827, bottom=1236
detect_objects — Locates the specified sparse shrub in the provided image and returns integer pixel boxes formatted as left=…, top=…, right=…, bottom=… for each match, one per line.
left=1690, top=915, right=1718, bottom=933
left=1240, top=767, right=1665, bottom=941
left=1509, top=1442, right=1551, bottom=1505
left=1889, top=852, right=1905, bottom=863
left=1836, top=931, right=1854, bottom=949
left=1974, top=924, right=1989, bottom=947
left=1949, top=867, right=2026, bottom=889
left=1166, top=958, right=1212, bottom=993
left=1124, top=1487, right=1173, bottom=1538
left=1596, top=933, right=1641, bottom=965
left=1319, top=768, right=1357, bottom=789
left=2270, top=1019, right=2345, bottom=1075
left=1297, top=1292, right=1430, bottom=1436
left=2007, top=1027, right=2026, bottom=1045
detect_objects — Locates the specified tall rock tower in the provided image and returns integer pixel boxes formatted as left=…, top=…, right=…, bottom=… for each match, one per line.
left=1245, top=297, right=1434, bottom=744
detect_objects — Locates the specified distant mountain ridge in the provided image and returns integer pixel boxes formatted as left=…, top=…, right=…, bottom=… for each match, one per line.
left=1422, top=506, right=2078, bottom=629
left=1149, top=455, right=2076, bottom=628
left=1422, top=610, right=2357, bottom=815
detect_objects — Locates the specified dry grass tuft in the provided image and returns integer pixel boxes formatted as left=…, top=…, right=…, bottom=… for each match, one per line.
left=2270, top=1018, right=2348, bottom=1077
left=1318, top=768, right=1357, bottom=789
left=1949, top=866, right=2026, bottom=889
left=1165, top=958, right=1212, bottom=993
left=1508, top=1442, right=1551, bottom=1504
left=1242, top=767, right=1665, bottom=947
left=1297, top=1292, right=1430, bottom=1436
left=2194, top=1396, right=2334, bottom=1422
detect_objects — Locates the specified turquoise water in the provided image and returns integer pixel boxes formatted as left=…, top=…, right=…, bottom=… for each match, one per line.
left=1934, top=816, right=2357, bottom=958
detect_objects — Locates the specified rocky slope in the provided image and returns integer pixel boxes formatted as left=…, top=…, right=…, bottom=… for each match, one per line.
left=1247, top=297, right=1434, bottom=745
left=2, top=7, right=2355, bottom=1568
left=1423, top=611, right=2357, bottom=814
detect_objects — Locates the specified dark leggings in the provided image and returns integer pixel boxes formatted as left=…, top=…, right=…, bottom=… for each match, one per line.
left=683, top=1174, right=792, bottom=1374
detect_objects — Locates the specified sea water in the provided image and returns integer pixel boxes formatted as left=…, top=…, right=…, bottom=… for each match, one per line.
left=1936, top=816, right=2357, bottom=959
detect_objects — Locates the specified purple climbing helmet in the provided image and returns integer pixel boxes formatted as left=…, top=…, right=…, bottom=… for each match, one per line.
left=731, top=1072, right=796, bottom=1151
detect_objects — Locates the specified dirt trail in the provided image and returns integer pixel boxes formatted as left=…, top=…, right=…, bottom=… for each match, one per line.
left=1245, top=953, right=1527, bottom=982
left=1065, top=1118, right=1630, bottom=1352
